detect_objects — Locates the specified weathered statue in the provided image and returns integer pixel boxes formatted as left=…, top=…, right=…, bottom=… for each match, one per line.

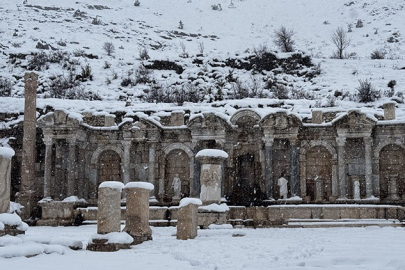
left=172, top=174, right=181, bottom=199
left=277, top=176, right=288, bottom=199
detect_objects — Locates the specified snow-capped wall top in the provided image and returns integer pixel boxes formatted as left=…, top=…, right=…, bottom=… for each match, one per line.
left=99, top=181, right=125, bottom=191
left=196, top=149, right=229, bottom=159
left=124, top=181, right=154, bottom=191
left=0, top=147, right=15, bottom=158
left=179, top=198, right=203, bottom=207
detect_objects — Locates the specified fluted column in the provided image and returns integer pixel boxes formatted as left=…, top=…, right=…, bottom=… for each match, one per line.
left=290, top=138, right=299, bottom=196
left=337, top=137, right=347, bottom=199
left=43, top=136, right=53, bottom=198
left=67, top=137, right=76, bottom=196
left=264, top=136, right=274, bottom=199
left=148, top=143, right=156, bottom=187
left=364, top=137, right=373, bottom=198
left=122, top=141, right=131, bottom=184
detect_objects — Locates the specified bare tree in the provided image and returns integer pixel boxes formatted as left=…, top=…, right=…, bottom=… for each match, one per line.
left=273, top=26, right=295, bottom=52
left=331, top=27, right=351, bottom=59
left=102, top=41, right=115, bottom=56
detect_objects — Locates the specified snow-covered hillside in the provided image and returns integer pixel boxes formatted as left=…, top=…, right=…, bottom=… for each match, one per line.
left=0, top=0, right=404, bottom=119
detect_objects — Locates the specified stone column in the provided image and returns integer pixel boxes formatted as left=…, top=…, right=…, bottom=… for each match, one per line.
left=336, top=137, right=347, bottom=199
left=43, top=136, right=53, bottom=198
left=122, top=141, right=131, bottom=184
left=364, top=137, right=373, bottom=198
left=67, top=137, right=77, bottom=196
left=195, top=149, right=228, bottom=205
left=383, top=102, right=396, bottom=120
left=97, top=181, right=124, bottom=234
left=0, top=147, right=15, bottom=213
left=18, top=72, right=38, bottom=219
left=54, top=141, right=63, bottom=199
left=289, top=139, right=299, bottom=197
left=176, top=198, right=202, bottom=240
left=148, top=143, right=156, bottom=189
left=123, top=182, right=154, bottom=245
left=264, top=137, right=274, bottom=199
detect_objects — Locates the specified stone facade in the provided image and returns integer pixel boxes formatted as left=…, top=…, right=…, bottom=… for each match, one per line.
left=3, top=106, right=405, bottom=214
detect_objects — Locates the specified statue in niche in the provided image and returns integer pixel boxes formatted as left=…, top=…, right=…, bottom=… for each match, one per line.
left=277, top=174, right=288, bottom=199
left=353, top=180, right=361, bottom=200
left=172, top=174, right=181, bottom=200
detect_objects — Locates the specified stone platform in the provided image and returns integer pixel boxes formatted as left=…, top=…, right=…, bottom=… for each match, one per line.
left=72, top=204, right=405, bottom=228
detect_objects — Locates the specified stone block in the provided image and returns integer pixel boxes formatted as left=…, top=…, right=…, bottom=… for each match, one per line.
left=177, top=203, right=199, bottom=240
left=268, top=207, right=281, bottom=221
left=170, top=112, right=184, bottom=126
left=340, top=207, right=360, bottom=219
left=310, top=207, right=323, bottom=219
left=38, top=200, right=87, bottom=226
left=149, top=206, right=169, bottom=220
left=359, top=207, right=377, bottom=219
left=322, top=207, right=341, bottom=219
left=386, top=207, right=398, bottom=219
left=105, top=115, right=116, bottom=127
left=198, top=211, right=227, bottom=229
left=228, top=206, right=246, bottom=220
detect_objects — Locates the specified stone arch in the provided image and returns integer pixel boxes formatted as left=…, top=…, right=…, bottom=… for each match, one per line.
left=374, top=140, right=405, bottom=159
left=230, top=109, right=261, bottom=126
left=378, top=144, right=405, bottom=200
left=160, top=143, right=194, bottom=201
left=299, top=141, right=338, bottom=201
left=89, top=145, right=124, bottom=197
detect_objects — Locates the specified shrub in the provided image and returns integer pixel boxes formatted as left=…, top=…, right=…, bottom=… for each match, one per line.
left=134, top=0, right=140, bottom=6
left=91, top=17, right=102, bottom=25
left=273, top=26, right=295, bottom=52
left=356, top=79, right=380, bottom=103
left=121, top=77, right=133, bottom=87
left=27, top=51, right=49, bottom=70
left=103, top=61, right=111, bottom=69
left=79, top=64, right=93, bottom=81
left=0, top=78, right=12, bottom=97
left=135, top=64, right=153, bottom=84
left=197, top=41, right=205, bottom=55
left=138, top=46, right=150, bottom=60
left=370, top=49, right=385, bottom=59
left=73, top=49, right=85, bottom=57
left=144, top=60, right=184, bottom=74
left=102, top=41, right=115, bottom=56
left=355, top=19, right=363, bottom=28
left=178, top=20, right=184, bottom=29
left=47, top=72, right=80, bottom=98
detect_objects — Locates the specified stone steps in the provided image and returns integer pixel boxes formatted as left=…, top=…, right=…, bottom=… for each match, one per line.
left=286, top=218, right=404, bottom=228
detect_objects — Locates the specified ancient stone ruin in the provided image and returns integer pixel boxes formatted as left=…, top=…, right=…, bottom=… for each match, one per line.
left=177, top=198, right=202, bottom=240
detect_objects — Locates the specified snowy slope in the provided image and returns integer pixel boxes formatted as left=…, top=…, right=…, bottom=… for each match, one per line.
left=0, top=0, right=404, bottom=119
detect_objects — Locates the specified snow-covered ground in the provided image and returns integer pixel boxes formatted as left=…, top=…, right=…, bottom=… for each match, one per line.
left=1, top=224, right=405, bottom=270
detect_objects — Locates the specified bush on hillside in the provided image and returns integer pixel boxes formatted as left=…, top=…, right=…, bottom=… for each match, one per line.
left=356, top=79, right=380, bottom=103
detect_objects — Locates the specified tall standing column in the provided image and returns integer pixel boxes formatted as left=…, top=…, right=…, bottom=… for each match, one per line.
left=337, top=137, right=347, bottom=199
left=264, top=137, right=274, bottom=199
left=122, top=141, right=131, bottom=184
left=43, top=136, right=53, bottom=198
left=289, top=138, right=299, bottom=197
left=148, top=143, right=156, bottom=188
left=364, top=137, right=373, bottom=198
left=18, top=72, right=38, bottom=220
left=67, top=137, right=76, bottom=196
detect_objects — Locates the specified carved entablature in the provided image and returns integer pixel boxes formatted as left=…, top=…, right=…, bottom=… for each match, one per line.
left=334, top=110, right=376, bottom=137
left=38, top=110, right=82, bottom=131
left=132, top=118, right=161, bottom=142
left=260, top=111, right=301, bottom=138
left=188, top=112, right=232, bottom=140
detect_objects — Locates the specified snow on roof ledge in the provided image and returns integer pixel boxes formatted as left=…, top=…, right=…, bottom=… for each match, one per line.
left=0, top=147, right=15, bottom=158
left=196, top=149, right=229, bottom=159
left=99, top=181, right=125, bottom=191
left=125, top=181, right=154, bottom=191
left=179, top=198, right=202, bottom=207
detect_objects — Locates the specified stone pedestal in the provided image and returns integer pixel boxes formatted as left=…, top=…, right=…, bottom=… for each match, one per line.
left=312, top=110, right=323, bottom=124
left=37, top=199, right=88, bottom=226
left=383, top=102, right=396, bottom=120
left=123, top=182, right=154, bottom=245
left=97, top=182, right=124, bottom=234
left=0, top=147, right=15, bottom=213
left=314, top=178, right=323, bottom=202
left=177, top=198, right=202, bottom=240
left=195, top=149, right=228, bottom=205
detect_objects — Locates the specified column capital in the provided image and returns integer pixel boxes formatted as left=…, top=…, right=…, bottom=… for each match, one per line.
left=336, top=137, right=346, bottom=146
left=122, top=140, right=132, bottom=148
left=263, top=136, right=274, bottom=146
left=43, top=136, right=53, bottom=146
left=363, top=136, right=373, bottom=146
